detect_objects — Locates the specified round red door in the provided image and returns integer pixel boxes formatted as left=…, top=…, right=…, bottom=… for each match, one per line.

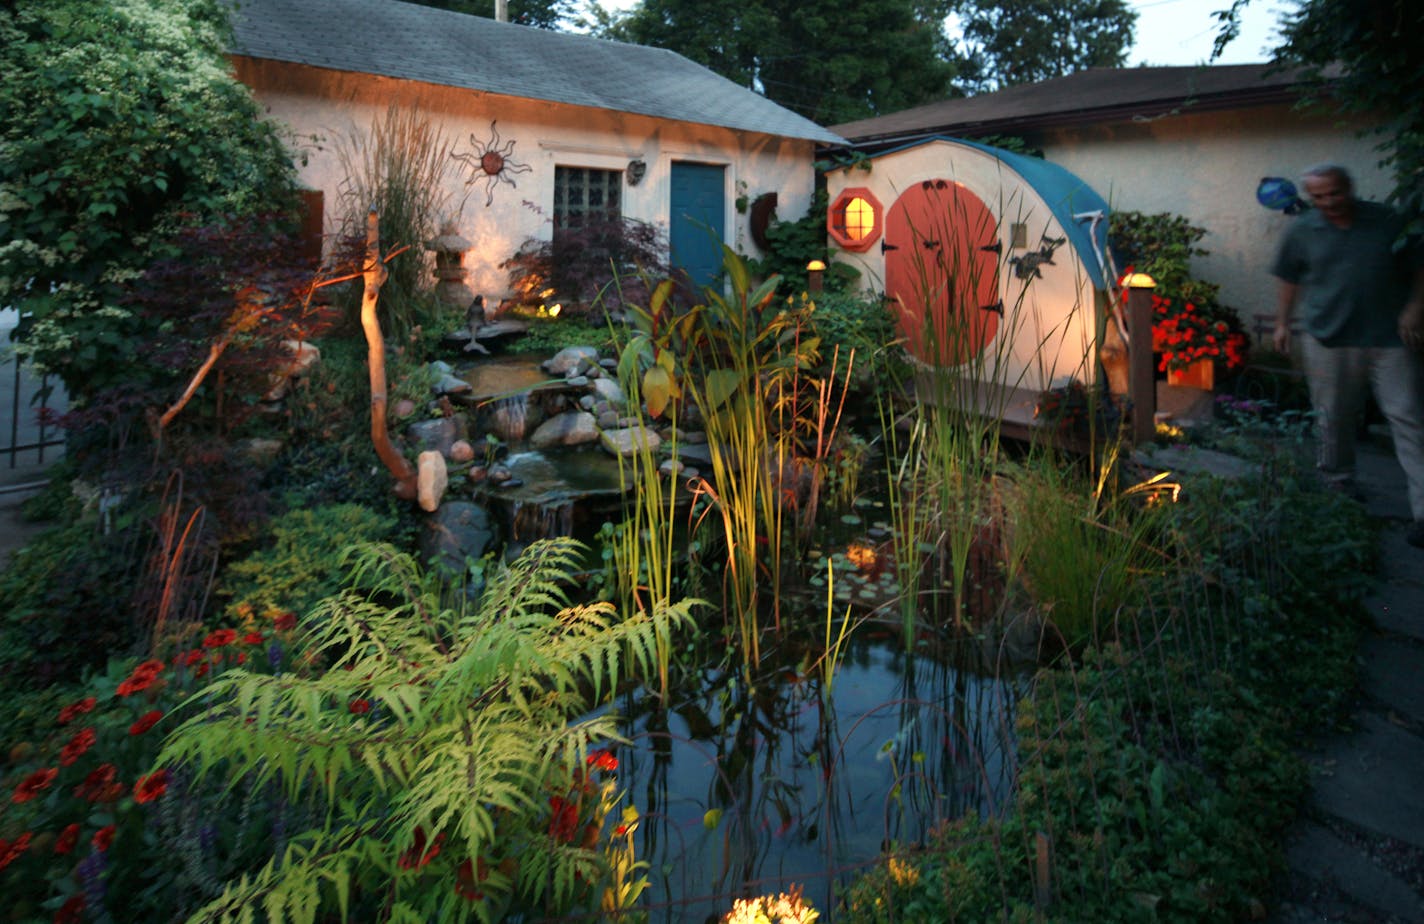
left=884, top=180, right=1001, bottom=366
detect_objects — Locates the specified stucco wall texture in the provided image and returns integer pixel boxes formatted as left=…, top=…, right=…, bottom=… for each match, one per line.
left=233, top=58, right=819, bottom=303
left=1040, top=103, right=1389, bottom=334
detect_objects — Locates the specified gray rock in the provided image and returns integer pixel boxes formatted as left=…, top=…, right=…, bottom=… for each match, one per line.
left=433, top=372, right=472, bottom=396
left=578, top=395, right=596, bottom=411
left=600, top=426, right=662, bottom=457
left=565, top=374, right=590, bottom=388
left=530, top=411, right=600, bottom=449
left=590, top=377, right=626, bottom=410
left=544, top=346, right=600, bottom=375
left=598, top=410, right=621, bottom=429
left=407, top=417, right=467, bottom=456
left=421, top=501, right=497, bottom=582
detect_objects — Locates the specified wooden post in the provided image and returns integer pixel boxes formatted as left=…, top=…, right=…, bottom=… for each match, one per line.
left=1126, top=277, right=1157, bottom=444
left=361, top=207, right=418, bottom=499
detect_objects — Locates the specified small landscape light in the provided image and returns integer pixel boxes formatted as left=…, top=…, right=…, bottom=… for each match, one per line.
left=806, top=259, right=826, bottom=293
left=1124, top=272, right=1156, bottom=289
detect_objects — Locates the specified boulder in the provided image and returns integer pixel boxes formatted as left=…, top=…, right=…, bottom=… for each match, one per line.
left=544, top=346, right=600, bottom=376
left=420, top=501, right=497, bottom=582
left=407, top=416, right=467, bottom=456
left=600, top=425, right=662, bottom=458
left=530, top=411, right=600, bottom=449
left=589, top=377, right=626, bottom=410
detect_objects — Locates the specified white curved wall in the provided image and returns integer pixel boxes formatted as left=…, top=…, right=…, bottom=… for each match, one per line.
left=829, top=140, right=1099, bottom=393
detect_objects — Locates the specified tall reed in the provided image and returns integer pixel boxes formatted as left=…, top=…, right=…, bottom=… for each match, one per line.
left=876, top=176, right=1094, bottom=639
left=333, top=104, right=460, bottom=338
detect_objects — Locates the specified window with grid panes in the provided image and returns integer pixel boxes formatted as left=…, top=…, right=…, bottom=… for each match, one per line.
left=554, top=166, right=622, bottom=233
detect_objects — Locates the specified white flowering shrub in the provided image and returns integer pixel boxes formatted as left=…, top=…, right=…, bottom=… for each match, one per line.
left=0, top=0, right=298, bottom=400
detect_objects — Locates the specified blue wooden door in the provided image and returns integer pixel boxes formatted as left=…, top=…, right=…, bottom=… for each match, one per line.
left=670, top=162, right=726, bottom=291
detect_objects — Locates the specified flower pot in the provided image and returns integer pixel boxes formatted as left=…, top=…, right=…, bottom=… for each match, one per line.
left=1166, top=359, right=1214, bottom=390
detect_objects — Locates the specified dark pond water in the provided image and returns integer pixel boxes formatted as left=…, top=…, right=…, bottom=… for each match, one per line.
left=454, top=354, right=1025, bottom=920
left=603, top=630, right=1023, bottom=921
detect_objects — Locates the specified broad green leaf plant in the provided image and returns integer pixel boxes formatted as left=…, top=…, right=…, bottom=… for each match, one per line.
left=158, top=538, right=695, bottom=923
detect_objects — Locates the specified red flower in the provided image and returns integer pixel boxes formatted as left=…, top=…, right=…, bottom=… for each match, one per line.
left=129, top=710, right=163, bottom=736
left=203, top=629, right=238, bottom=649
left=73, top=763, right=117, bottom=802
left=57, top=697, right=96, bottom=725
left=117, top=660, right=165, bottom=697
left=133, top=769, right=171, bottom=804
left=586, top=749, right=618, bottom=773
left=74, top=763, right=118, bottom=801
left=397, top=827, right=445, bottom=870
left=59, top=727, right=96, bottom=767
left=0, top=833, right=31, bottom=871
left=54, top=894, right=85, bottom=924
left=348, top=699, right=371, bottom=715
left=548, top=795, right=579, bottom=843
left=12, top=767, right=58, bottom=803
left=54, top=823, right=80, bottom=855
left=272, top=611, right=297, bottom=631
left=91, top=825, right=115, bottom=852
left=455, top=858, right=486, bottom=901
left=242, top=632, right=265, bottom=645
left=182, top=650, right=205, bottom=668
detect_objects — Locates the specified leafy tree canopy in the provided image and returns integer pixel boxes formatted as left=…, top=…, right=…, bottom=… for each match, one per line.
left=1216, top=0, right=1424, bottom=227
left=0, top=0, right=299, bottom=400
left=599, top=0, right=966, bottom=124
left=952, top=0, right=1138, bottom=92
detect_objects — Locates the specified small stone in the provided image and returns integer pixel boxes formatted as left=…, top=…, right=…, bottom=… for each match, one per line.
left=417, top=450, right=448, bottom=512
left=468, top=465, right=488, bottom=483
left=393, top=398, right=417, bottom=419
left=450, top=439, right=475, bottom=463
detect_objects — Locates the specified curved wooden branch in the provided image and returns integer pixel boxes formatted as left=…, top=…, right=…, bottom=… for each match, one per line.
left=361, top=208, right=418, bottom=499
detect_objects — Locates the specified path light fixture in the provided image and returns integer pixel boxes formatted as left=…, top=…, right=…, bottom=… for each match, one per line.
left=806, top=259, right=826, bottom=293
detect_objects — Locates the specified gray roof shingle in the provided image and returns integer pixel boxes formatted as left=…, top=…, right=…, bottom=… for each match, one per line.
left=226, top=0, right=844, bottom=144
left=832, top=64, right=1313, bottom=143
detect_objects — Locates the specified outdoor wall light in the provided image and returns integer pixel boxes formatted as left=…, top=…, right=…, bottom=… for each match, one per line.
left=627, top=159, right=647, bottom=186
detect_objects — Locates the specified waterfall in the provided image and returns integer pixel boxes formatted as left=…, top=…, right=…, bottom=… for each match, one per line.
left=491, top=394, right=529, bottom=443
left=511, top=499, right=575, bottom=542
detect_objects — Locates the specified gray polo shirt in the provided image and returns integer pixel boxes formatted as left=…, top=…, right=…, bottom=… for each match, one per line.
left=1271, top=201, right=1419, bottom=347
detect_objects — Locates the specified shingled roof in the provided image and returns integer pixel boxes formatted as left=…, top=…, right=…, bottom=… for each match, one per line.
left=226, top=0, right=844, bottom=145
left=833, top=64, right=1314, bottom=145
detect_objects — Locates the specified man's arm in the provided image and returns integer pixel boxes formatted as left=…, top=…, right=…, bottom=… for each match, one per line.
left=1400, top=268, right=1424, bottom=352
left=1275, top=281, right=1299, bottom=353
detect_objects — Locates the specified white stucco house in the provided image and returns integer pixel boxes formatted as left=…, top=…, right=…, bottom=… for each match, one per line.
left=226, top=0, right=844, bottom=302
left=831, top=64, right=1385, bottom=334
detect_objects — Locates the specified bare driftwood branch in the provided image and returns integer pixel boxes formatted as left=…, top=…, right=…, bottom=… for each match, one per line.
left=361, top=207, right=418, bottom=499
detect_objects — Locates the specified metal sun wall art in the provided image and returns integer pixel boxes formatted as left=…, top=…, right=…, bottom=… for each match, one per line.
left=452, top=120, right=531, bottom=207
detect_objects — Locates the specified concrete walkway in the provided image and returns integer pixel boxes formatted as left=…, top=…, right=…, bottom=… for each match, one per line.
left=1271, top=436, right=1424, bottom=923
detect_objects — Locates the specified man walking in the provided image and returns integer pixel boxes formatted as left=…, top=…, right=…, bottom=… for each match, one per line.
left=1272, top=163, right=1424, bottom=548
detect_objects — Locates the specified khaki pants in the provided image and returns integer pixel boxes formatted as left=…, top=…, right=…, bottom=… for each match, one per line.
left=1303, top=335, right=1424, bottom=520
